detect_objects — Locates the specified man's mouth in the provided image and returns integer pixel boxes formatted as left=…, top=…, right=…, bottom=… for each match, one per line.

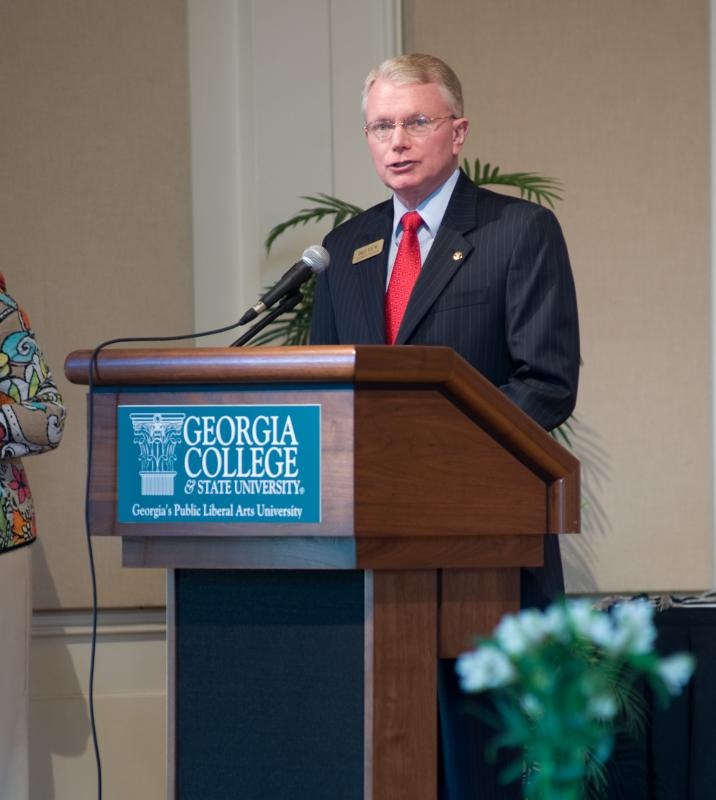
left=389, top=160, right=417, bottom=169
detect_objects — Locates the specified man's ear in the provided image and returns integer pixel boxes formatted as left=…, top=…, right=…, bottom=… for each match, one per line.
left=452, top=118, right=469, bottom=154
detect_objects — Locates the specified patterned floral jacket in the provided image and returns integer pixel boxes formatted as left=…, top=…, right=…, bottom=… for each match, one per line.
left=0, top=274, right=66, bottom=554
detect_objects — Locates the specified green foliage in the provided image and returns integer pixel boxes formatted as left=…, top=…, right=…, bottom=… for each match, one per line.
left=461, top=157, right=563, bottom=208
left=550, top=417, right=575, bottom=448
left=248, top=277, right=315, bottom=346
left=265, top=194, right=364, bottom=254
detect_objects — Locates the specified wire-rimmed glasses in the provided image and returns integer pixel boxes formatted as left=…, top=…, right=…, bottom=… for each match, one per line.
left=363, top=114, right=456, bottom=142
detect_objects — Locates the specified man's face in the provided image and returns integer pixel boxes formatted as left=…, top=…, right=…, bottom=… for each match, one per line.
left=363, top=78, right=469, bottom=209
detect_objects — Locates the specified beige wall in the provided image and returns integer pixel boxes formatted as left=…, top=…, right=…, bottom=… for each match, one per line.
left=0, top=0, right=192, bottom=609
left=406, top=0, right=714, bottom=593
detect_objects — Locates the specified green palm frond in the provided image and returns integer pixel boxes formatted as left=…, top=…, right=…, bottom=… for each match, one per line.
left=462, top=157, right=563, bottom=208
left=265, top=194, right=364, bottom=253
left=247, top=279, right=316, bottom=346
left=551, top=417, right=576, bottom=448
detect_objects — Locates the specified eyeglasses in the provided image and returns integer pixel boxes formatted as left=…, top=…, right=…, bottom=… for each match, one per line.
left=363, top=114, right=456, bottom=142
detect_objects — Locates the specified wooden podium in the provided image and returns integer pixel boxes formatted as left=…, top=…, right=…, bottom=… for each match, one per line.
left=65, top=344, right=579, bottom=800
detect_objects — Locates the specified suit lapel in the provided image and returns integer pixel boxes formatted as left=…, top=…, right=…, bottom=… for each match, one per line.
left=396, top=172, right=478, bottom=344
left=351, top=201, right=393, bottom=343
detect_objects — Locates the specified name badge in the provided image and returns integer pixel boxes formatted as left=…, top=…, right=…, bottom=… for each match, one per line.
left=352, top=239, right=384, bottom=264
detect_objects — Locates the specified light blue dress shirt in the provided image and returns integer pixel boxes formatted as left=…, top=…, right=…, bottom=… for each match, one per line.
left=386, top=168, right=461, bottom=288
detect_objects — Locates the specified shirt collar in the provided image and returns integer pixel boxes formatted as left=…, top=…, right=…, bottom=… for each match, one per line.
left=391, top=168, right=460, bottom=241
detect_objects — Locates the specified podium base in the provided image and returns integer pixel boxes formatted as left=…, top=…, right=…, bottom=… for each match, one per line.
left=173, top=570, right=365, bottom=800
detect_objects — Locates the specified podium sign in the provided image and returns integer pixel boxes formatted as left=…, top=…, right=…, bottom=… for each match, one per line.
left=116, top=403, right=321, bottom=524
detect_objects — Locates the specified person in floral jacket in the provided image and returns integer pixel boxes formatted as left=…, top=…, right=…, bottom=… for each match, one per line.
left=0, top=273, right=65, bottom=799
left=0, top=273, right=65, bottom=550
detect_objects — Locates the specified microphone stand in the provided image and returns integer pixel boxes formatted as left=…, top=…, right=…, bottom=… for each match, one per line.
left=229, top=291, right=303, bottom=347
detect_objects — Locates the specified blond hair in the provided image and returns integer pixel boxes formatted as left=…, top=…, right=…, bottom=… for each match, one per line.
left=362, top=53, right=464, bottom=117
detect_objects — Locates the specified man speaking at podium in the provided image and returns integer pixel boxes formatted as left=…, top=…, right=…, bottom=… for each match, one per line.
left=309, top=53, right=580, bottom=798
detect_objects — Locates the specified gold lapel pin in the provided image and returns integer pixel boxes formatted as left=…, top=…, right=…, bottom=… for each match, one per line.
left=452, top=250, right=464, bottom=262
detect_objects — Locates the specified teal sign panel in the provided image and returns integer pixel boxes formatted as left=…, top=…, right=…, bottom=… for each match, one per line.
left=117, top=404, right=321, bottom=523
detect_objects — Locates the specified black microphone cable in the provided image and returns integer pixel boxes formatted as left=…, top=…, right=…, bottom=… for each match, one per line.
left=83, top=316, right=249, bottom=800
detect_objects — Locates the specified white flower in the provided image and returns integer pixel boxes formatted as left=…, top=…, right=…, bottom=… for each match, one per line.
left=565, top=599, right=594, bottom=631
left=585, top=614, right=615, bottom=648
left=543, top=603, right=570, bottom=642
left=656, top=653, right=695, bottom=695
left=566, top=600, right=613, bottom=647
left=495, top=610, right=548, bottom=656
left=519, top=609, right=551, bottom=647
left=609, top=599, right=657, bottom=655
left=588, top=692, right=618, bottom=720
left=520, top=693, right=543, bottom=719
left=456, top=645, right=516, bottom=692
left=494, top=615, right=528, bottom=655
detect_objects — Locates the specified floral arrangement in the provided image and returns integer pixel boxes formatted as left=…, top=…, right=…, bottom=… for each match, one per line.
left=456, top=598, right=695, bottom=800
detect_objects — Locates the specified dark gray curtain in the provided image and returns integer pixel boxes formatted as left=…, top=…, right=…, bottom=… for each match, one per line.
left=605, top=606, right=716, bottom=800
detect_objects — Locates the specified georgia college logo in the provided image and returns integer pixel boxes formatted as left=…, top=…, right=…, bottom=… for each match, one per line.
left=118, top=404, right=321, bottom=524
left=130, top=412, right=186, bottom=496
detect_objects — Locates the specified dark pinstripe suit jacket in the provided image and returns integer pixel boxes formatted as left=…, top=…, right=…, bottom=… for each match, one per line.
left=310, top=170, right=580, bottom=601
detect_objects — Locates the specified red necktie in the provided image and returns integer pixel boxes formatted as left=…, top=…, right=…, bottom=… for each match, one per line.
left=385, top=211, right=423, bottom=344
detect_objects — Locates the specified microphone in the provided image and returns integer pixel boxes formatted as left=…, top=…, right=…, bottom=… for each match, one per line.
left=239, top=245, right=330, bottom=325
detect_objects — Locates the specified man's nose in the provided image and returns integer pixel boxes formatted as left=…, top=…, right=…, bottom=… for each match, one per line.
left=390, top=123, right=411, bottom=148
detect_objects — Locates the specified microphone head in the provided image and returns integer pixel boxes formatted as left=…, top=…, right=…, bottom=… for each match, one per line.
left=302, top=245, right=330, bottom=274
